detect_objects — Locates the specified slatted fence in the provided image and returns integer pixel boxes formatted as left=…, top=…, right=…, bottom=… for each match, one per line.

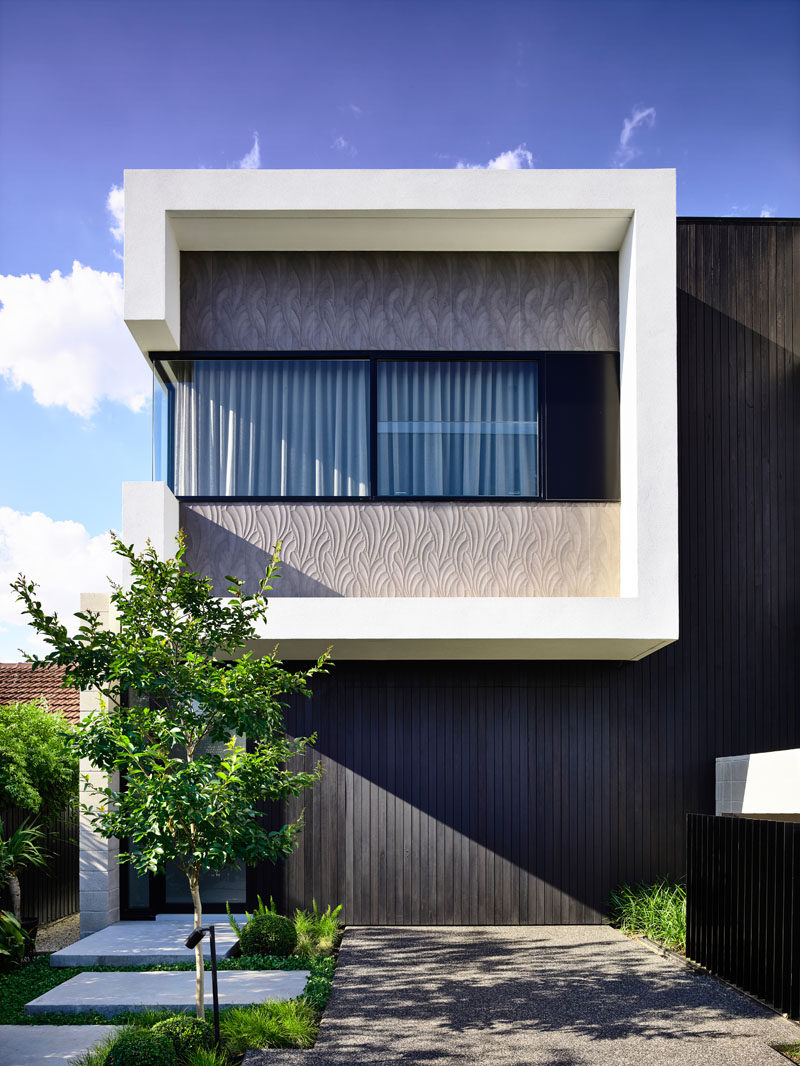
left=686, top=813, right=800, bottom=1018
left=0, top=806, right=78, bottom=924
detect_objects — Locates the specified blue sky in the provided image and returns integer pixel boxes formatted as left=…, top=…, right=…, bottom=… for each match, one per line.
left=0, top=0, right=798, bottom=658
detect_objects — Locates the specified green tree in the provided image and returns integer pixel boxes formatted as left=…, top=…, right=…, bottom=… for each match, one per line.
left=0, top=699, right=78, bottom=825
left=12, top=533, right=329, bottom=1019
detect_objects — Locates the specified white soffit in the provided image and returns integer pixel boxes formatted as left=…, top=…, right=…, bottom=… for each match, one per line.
left=170, top=215, right=631, bottom=252
left=122, top=168, right=668, bottom=353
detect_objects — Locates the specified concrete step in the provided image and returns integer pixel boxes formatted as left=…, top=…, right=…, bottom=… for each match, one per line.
left=154, top=912, right=248, bottom=923
left=0, top=1026, right=120, bottom=1066
left=26, top=969, right=310, bottom=1017
left=50, top=918, right=241, bottom=968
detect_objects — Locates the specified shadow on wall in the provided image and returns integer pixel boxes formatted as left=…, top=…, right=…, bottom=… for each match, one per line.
left=256, top=658, right=663, bottom=927
left=255, top=280, right=800, bottom=925
left=182, top=509, right=342, bottom=597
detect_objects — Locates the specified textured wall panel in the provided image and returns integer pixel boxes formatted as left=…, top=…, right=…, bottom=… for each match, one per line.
left=180, top=251, right=619, bottom=352
left=181, top=501, right=620, bottom=598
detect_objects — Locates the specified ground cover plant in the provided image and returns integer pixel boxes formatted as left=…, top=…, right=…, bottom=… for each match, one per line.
left=775, top=1042, right=800, bottom=1063
left=14, top=532, right=330, bottom=1019
left=609, top=878, right=686, bottom=951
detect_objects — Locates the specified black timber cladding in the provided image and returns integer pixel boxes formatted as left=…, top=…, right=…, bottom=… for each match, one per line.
left=246, top=220, right=800, bottom=925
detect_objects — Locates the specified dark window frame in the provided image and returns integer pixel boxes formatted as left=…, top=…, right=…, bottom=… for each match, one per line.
left=152, top=351, right=620, bottom=504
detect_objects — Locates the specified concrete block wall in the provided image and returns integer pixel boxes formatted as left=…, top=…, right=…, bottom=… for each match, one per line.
left=78, top=592, right=119, bottom=936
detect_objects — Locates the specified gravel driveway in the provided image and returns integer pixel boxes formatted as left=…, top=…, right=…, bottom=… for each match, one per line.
left=245, top=925, right=799, bottom=1066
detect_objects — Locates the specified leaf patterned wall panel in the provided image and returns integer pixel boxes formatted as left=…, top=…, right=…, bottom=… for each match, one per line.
left=181, top=502, right=620, bottom=598
left=180, top=252, right=619, bottom=352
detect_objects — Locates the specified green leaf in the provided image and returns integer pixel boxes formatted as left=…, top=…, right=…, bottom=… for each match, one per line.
left=10, top=530, right=329, bottom=893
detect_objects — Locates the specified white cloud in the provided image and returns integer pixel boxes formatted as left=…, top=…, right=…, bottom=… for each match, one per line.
left=486, top=146, right=534, bottom=170
left=348, top=103, right=362, bottom=117
left=332, top=135, right=357, bottom=156
left=613, top=106, right=656, bottom=167
left=0, top=508, right=122, bottom=661
left=107, top=185, right=124, bottom=244
left=760, top=204, right=774, bottom=218
left=0, top=261, right=150, bottom=418
left=456, top=144, right=534, bottom=170
left=238, top=132, right=261, bottom=169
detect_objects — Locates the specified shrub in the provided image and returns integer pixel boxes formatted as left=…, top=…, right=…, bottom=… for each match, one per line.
left=183, top=1050, right=229, bottom=1066
left=219, top=1000, right=317, bottom=1054
left=71, top=1031, right=120, bottom=1066
left=293, top=900, right=343, bottom=957
left=0, top=699, right=77, bottom=825
left=239, top=911, right=296, bottom=957
left=609, top=878, right=686, bottom=950
left=0, top=822, right=48, bottom=924
left=104, top=1029, right=174, bottom=1066
left=0, top=910, right=30, bottom=972
left=226, top=894, right=277, bottom=941
left=151, top=1014, right=214, bottom=1055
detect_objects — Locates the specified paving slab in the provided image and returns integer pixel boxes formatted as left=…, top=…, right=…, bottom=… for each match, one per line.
left=153, top=912, right=248, bottom=923
left=0, top=1025, right=119, bottom=1066
left=26, top=969, right=310, bottom=1017
left=244, top=926, right=800, bottom=1066
left=50, top=917, right=241, bottom=967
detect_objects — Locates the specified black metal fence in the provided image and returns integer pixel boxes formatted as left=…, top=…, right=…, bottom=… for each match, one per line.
left=0, top=806, right=79, bottom=924
left=686, top=813, right=800, bottom=1018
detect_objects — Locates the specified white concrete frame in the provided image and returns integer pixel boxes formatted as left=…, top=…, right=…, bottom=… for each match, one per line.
left=716, top=750, right=800, bottom=819
left=123, top=169, right=677, bottom=661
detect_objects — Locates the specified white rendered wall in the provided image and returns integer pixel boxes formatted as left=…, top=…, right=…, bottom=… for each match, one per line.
left=121, top=480, right=179, bottom=559
left=122, top=169, right=677, bottom=661
left=716, top=750, right=800, bottom=818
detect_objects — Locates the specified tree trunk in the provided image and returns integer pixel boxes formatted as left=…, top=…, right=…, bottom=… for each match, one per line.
left=8, top=873, right=21, bottom=922
left=188, top=871, right=205, bottom=1021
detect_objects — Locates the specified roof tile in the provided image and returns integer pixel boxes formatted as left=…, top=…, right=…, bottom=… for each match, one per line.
left=0, top=663, right=80, bottom=725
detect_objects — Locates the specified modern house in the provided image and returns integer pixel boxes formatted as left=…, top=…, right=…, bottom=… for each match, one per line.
left=79, top=169, right=798, bottom=933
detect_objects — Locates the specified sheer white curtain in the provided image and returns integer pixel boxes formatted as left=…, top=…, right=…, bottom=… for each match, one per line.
left=171, top=359, right=370, bottom=496
left=377, top=360, right=539, bottom=496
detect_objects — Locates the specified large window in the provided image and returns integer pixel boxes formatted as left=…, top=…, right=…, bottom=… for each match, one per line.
left=154, top=358, right=370, bottom=497
left=377, top=360, right=538, bottom=497
left=153, top=353, right=619, bottom=501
